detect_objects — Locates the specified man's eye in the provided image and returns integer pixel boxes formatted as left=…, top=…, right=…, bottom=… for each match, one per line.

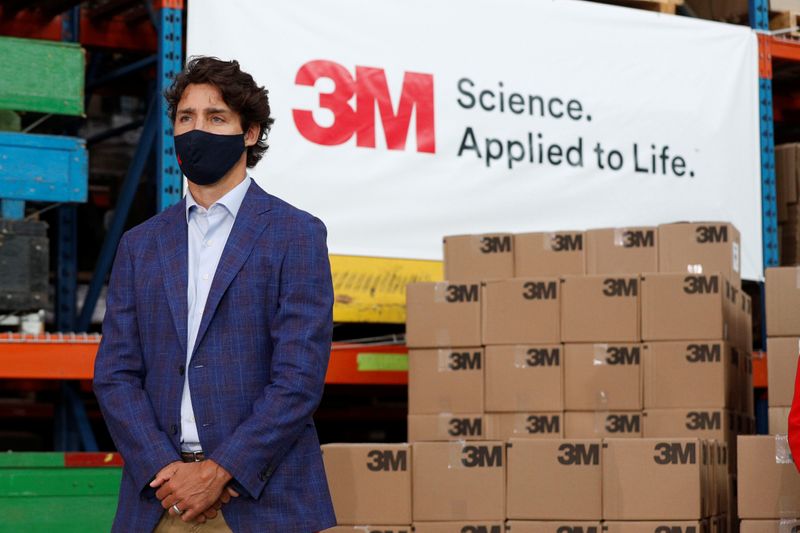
left=212, top=116, right=224, bottom=123
left=179, top=116, right=191, bottom=122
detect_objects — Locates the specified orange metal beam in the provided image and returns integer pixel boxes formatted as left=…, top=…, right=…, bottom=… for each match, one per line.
left=770, top=36, right=800, bottom=63
left=0, top=334, right=408, bottom=385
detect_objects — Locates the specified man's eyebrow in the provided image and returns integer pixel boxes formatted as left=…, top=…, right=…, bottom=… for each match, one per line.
left=204, top=107, right=230, bottom=114
left=177, top=107, right=195, bottom=115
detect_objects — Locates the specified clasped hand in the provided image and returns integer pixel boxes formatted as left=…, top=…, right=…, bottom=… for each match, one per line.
left=150, top=459, right=239, bottom=524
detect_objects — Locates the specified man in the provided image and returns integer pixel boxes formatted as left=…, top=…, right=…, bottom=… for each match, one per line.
left=93, top=56, right=337, bottom=533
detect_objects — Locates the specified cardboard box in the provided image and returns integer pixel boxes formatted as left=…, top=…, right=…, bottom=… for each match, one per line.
left=506, top=438, right=602, bottom=520
left=658, top=222, right=741, bottom=286
left=768, top=407, right=790, bottom=436
left=561, top=276, right=640, bottom=342
left=564, top=343, right=643, bottom=411
left=766, top=267, right=800, bottom=337
left=564, top=411, right=643, bottom=438
left=506, top=522, right=603, bottom=533
left=643, top=341, right=738, bottom=409
left=716, top=441, right=730, bottom=515
left=322, top=525, right=413, bottom=533
left=641, top=273, right=737, bottom=342
left=484, top=345, right=563, bottom=412
left=604, top=522, right=709, bottom=533
left=776, top=143, right=800, bottom=224
left=443, top=233, right=514, bottom=282
left=603, top=438, right=706, bottom=520
left=643, top=409, right=734, bottom=444
left=738, top=435, right=800, bottom=518
left=481, top=279, right=561, bottom=345
left=585, top=227, right=658, bottom=275
left=408, top=348, right=484, bottom=414
left=766, top=337, right=800, bottom=407
left=743, top=354, right=755, bottom=417
left=514, top=231, right=586, bottom=277
left=488, top=413, right=563, bottom=440
left=321, top=444, right=412, bottom=525
left=413, top=523, right=504, bottom=533
left=406, top=282, right=482, bottom=348
left=740, top=520, right=800, bottom=533
left=741, top=292, right=753, bottom=352
left=408, top=414, right=492, bottom=442
left=412, top=441, right=505, bottom=521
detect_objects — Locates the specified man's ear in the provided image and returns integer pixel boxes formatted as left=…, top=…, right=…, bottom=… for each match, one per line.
left=245, top=123, right=260, bottom=147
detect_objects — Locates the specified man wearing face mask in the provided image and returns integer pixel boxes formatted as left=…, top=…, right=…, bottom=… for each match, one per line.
left=93, top=56, right=336, bottom=533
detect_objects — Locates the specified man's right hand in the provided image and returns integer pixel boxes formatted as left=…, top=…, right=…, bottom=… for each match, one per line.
left=150, top=462, right=239, bottom=524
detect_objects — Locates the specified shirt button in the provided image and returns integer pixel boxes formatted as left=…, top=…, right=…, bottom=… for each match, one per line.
left=170, top=424, right=178, bottom=435
left=178, top=364, right=185, bottom=376
left=202, top=273, right=209, bottom=280
left=206, top=239, right=213, bottom=246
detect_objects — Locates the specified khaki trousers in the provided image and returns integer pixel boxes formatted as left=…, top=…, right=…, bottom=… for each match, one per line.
left=153, top=510, right=233, bottom=533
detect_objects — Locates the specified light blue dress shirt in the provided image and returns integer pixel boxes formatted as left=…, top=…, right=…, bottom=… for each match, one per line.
left=181, top=176, right=251, bottom=451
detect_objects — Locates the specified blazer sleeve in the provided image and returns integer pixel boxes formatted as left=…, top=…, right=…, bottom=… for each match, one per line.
left=208, top=215, right=333, bottom=499
left=93, top=232, right=180, bottom=494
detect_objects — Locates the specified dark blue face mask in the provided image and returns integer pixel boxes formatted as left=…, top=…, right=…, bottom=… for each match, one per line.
left=174, top=129, right=246, bottom=186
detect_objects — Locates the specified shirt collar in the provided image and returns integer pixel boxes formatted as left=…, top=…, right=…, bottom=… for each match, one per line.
left=185, top=176, right=251, bottom=223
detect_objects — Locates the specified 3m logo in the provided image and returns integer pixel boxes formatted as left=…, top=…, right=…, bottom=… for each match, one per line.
left=448, top=351, right=482, bottom=371
left=557, top=443, right=600, bottom=465
left=605, top=414, right=641, bottom=433
left=461, top=527, right=502, bottom=533
left=480, top=235, right=511, bottom=254
left=366, top=449, right=407, bottom=471
left=653, top=442, right=696, bottom=465
left=551, top=233, right=583, bottom=252
left=655, top=527, right=697, bottom=533
left=683, top=275, right=719, bottom=295
left=526, top=415, right=560, bottom=434
left=696, top=225, right=728, bottom=244
left=522, top=281, right=558, bottom=300
left=448, top=417, right=483, bottom=437
left=623, top=230, right=655, bottom=248
left=461, top=445, right=503, bottom=468
left=605, top=346, right=640, bottom=365
left=558, top=527, right=599, bottom=533
left=446, top=284, right=479, bottom=303
left=686, top=344, right=721, bottom=363
left=686, top=411, right=721, bottom=431
left=526, top=347, right=560, bottom=367
left=293, top=60, right=435, bottom=153
left=602, top=278, right=638, bottom=297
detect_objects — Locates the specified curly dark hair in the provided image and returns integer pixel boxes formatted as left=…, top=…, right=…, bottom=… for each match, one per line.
left=164, top=56, right=274, bottom=167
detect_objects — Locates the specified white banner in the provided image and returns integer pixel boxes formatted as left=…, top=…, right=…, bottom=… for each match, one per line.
left=187, top=0, right=763, bottom=279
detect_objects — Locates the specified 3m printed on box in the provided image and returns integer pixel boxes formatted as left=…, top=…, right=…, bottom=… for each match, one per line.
left=564, top=411, right=643, bottom=439
left=564, top=343, right=643, bottom=411
left=514, top=232, right=586, bottom=277
left=484, top=344, right=563, bottom=412
left=658, top=223, right=741, bottom=285
left=488, top=413, right=564, bottom=440
left=406, top=282, right=481, bottom=348
left=585, top=227, right=658, bottom=275
left=506, top=439, right=602, bottom=520
left=407, top=348, right=484, bottom=414
left=408, top=413, right=490, bottom=442
left=321, top=444, right=412, bottom=525
left=481, top=278, right=561, bottom=344
left=443, top=234, right=514, bottom=282
left=561, top=276, right=640, bottom=342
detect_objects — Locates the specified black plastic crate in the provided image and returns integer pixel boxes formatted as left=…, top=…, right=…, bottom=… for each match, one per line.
left=0, top=218, right=49, bottom=312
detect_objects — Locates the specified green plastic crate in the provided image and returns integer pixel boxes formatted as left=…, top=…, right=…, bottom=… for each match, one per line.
left=0, top=452, right=121, bottom=532
left=0, top=37, right=85, bottom=116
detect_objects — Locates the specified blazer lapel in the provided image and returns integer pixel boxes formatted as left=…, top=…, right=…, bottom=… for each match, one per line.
left=191, top=182, right=272, bottom=356
left=156, top=199, right=189, bottom=357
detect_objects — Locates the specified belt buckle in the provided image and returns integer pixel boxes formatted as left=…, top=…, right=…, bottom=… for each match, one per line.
left=183, top=450, right=204, bottom=462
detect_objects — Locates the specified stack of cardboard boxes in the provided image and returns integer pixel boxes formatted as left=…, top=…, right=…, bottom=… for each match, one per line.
left=322, top=222, right=753, bottom=533
left=776, top=144, right=800, bottom=265
left=738, top=266, right=800, bottom=530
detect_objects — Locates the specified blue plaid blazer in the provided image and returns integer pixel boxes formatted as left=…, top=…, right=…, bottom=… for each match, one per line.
left=93, top=180, right=336, bottom=533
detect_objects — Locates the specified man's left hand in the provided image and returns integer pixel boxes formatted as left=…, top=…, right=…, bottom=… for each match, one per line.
left=153, top=459, right=233, bottom=522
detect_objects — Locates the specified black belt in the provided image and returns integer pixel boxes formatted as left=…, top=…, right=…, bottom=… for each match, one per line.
left=180, top=451, right=206, bottom=462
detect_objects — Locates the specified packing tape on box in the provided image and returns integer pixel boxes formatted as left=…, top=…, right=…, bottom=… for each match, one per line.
left=447, top=440, right=469, bottom=470
left=545, top=232, right=557, bottom=251
left=776, top=434, right=794, bottom=464
left=613, top=228, right=627, bottom=247
left=437, top=349, right=453, bottom=372
left=513, top=345, right=529, bottom=369
left=433, top=282, right=450, bottom=303
left=779, top=520, right=800, bottom=533
left=593, top=344, right=609, bottom=366
left=732, top=242, right=740, bottom=273
left=687, top=264, right=704, bottom=274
